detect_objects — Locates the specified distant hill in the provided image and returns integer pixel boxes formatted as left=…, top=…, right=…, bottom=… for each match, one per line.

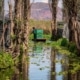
left=30, top=2, right=63, bottom=21
left=5, top=2, right=63, bottom=21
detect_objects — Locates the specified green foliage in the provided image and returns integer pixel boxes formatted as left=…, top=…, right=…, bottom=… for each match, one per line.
left=0, top=68, right=14, bottom=80
left=43, top=34, right=51, bottom=40
left=57, top=38, right=63, bottom=46
left=68, top=42, right=77, bottom=53
left=56, top=38, right=68, bottom=47
left=29, top=34, right=51, bottom=40
left=61, top=38, right=68, bottom=47
left=0, top=51, right=14, bottom=69
left=51, top=38, right=78, bottom=55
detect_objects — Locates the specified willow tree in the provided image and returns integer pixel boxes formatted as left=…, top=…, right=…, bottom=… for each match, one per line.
left=48, top=0, right=58, bottom=40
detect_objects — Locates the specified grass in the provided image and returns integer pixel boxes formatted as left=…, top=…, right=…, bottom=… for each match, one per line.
left=29, top=19, right=64, bottom=34
left=29, top=34, right=51, bottom=40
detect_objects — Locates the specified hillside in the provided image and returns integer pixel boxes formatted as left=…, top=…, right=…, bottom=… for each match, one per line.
left=5, top=2, right=63, bottom=21
left=30, top=2, right=63, bottom=21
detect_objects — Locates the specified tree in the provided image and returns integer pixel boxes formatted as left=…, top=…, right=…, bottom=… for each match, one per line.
left=48, top=0, right=58, bottom=40
left=12, top=0, right=22, bottom=55
left=77, top=0, right=80, bottom=21
left=23, top=0, right=30, bottom=52
left=8, top=0, right=14, bottom=50
left=63, top=0, right=80, bottom=54
left=11, top=0, right=31, bottom=57
left=0, top=0, right=3, bottom=15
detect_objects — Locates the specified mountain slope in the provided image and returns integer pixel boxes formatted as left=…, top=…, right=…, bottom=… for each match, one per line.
left=30, top=2, right=62, bottom=21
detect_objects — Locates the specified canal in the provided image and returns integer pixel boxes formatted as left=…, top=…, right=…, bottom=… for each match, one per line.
left=0, top=42, right=80, bottom=80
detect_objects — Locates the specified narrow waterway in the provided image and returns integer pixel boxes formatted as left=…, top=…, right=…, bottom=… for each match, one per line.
left=29, top=44, right=51, bottom=80
left=0, top=43, right=79, bottom=80
left=28, top=43, right=68, bottom=80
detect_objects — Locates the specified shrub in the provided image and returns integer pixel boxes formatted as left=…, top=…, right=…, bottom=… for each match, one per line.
left=57, top=38, right=63, bottom=46
left=0, top=51, right=14, bottom=68
left=0, top=68, right=14, bottom=80
left=61, top=38, right=68, bottom=47
left=68, top=42, right=77, bottom=53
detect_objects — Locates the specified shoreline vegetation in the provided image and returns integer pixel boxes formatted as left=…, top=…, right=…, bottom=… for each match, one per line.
left=0, top=34, right=79, bottom=76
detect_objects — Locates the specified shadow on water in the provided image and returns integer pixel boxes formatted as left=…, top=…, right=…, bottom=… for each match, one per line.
left=0, top=42, right=80, bottom=80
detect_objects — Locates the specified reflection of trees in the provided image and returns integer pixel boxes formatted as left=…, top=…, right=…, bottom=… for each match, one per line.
left=77, top=71, right=80, bottom=80
left=12, top=52, right=29, bottom=80
left=51, top=47, right=56, bottom=80
left=62, top=55, right=68, bottom=80
left=11, top=67, right=20, bottom=80
left=68, top=60, right=80, bottom=80
left=33, top=42, right=43, bottom=55
left=22, top=52, right=28, bottom=80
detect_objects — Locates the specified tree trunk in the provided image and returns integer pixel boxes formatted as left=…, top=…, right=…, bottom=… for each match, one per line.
left=72, top=18, right=80, bottom=55
left=68, top=17, right=75, bottom=42
left=8, top=0, right=14, bottom=51
left=23, top=0, right=30, bottom=52
left=51, top=0, right=58, bottom=40
left=63, top=0, right=80, bottom=55
left=51, top=48, right=56, bottom=80
left=49, top=0, right=58, bottom=40
left=13, top=0, right=21, bottom=55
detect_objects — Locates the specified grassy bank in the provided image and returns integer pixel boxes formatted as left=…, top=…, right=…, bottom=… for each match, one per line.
left=29, top=19, right=51, bottom=34
left=29, top=19, right=64, bottom=34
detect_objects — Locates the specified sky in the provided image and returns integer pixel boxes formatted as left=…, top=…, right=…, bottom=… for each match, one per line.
left=31, top=0, right=48, bottom=3
left=31, top=0, right=62, bottom=8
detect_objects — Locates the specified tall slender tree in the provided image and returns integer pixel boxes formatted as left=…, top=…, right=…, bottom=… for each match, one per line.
left=12, top=0, right=30, bottom=56
left=23, top=0, right=30, bottom=52
left=0, top=0, right=3, bottom=15
left=12, top=0, right=22, bottom=55
left=8, top=0, right=14, bottom=51
left=48, top=0, right=58, bottom=40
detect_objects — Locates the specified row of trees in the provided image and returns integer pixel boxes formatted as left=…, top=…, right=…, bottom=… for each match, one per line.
left=0, top=0, right=80, bottom=55
left=49, top=0, right=80, bottom=55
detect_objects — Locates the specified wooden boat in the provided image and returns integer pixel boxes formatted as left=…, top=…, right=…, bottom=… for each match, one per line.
left=32, top=38, right=46, bottom=42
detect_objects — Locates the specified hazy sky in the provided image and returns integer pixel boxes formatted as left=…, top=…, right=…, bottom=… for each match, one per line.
left=32, top=0, right=48, bottom=3
left=31, top=0, right=62, bottom=8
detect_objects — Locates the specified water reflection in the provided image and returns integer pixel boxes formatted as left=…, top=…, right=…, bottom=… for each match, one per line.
left=29, top=43, right=51, bottom=80
left=11, top=50, right=29, bottom=80
left=67, top=60, right=80, bottom=80
left=11, top=67, right=20, bottom=80
left=51, top=47, right=56, bottom=80
left=0, top=43, right=80, bottom=80
left=51, top=47, right=63, bottom=80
